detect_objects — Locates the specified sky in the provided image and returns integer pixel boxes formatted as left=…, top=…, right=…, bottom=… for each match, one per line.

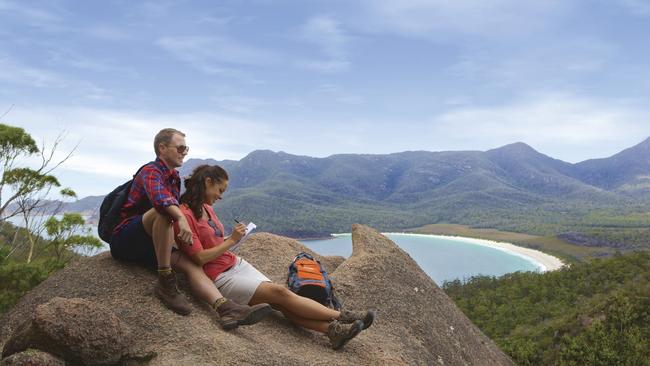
left=1, top=0, right=650, bottom=197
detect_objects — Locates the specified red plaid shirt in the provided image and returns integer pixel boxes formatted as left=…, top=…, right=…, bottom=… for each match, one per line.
left=114, top=158, right=181, bottom=234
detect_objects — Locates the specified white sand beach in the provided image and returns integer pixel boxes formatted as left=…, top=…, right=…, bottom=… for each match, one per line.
left=381, top=233, right=565, bottom=272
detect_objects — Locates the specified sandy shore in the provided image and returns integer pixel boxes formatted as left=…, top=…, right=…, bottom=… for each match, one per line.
left=379, top=232, right=566, bottom=272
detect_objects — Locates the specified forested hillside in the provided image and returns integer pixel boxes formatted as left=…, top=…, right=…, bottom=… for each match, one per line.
left=57, top=139, right=650, bottom=251
left=179, top=140, right=650, bottom=247
left=443, top=250, right=650, bottom=365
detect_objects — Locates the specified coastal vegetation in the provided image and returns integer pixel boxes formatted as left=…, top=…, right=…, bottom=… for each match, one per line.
left=443, top=250, right=650, bottom=365
left=0, top=123, right=100, bottom=315
left=0, top=224, right=62, bottom=315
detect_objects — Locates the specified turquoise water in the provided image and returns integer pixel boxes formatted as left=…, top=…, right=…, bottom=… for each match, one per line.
left=6, top=215, right=541, bottom=284
left=301, top=233, right=541, bottom=285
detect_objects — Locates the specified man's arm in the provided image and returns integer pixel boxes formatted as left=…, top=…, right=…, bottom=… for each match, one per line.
left=139, top=167, right=192, bottom=244
left=166, top=204, right=192, bottom=245
left=140, top=166, right=179, bottom=215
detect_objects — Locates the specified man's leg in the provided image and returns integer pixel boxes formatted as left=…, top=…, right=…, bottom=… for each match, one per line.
left=142, top=208, right=174, bottom=267
left=141, top=208, right=191, bottom=315
left=171, top=252, right=222, bottom=303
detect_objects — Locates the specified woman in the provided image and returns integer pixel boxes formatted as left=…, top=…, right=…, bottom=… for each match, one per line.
left=175, top=164, right=375, bottom=349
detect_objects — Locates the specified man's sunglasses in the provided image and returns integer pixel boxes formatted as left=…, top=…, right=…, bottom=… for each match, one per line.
left=167, top=144, right=189, bottom=153
left=207, top=217, right=223, bottom=238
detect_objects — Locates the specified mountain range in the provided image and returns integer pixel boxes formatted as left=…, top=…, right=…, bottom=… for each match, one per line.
left=65, top=138, right=650, bottom=238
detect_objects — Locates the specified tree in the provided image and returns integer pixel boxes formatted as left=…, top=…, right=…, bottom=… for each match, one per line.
left=15, top=187, right=78, bottom=263
left=0, top=124, right=39, bottom=217
left=0, top=122, right=78, bottom=262
left=44, top=213, right=103, bottom=262
left=0, top=124, right=76, bottom=220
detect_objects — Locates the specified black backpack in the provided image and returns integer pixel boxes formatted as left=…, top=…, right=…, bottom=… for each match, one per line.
left=97, top=164, right=149, bottom=243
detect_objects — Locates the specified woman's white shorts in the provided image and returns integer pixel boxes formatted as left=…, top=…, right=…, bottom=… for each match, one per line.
left=213, top=257, right=271, bottom=305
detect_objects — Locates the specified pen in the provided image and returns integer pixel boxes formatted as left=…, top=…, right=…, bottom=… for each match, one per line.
left=234, top=218, right=241, bottom=224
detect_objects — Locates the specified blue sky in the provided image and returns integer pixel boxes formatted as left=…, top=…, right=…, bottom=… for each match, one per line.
left=2, top=0, right=650, bottom=197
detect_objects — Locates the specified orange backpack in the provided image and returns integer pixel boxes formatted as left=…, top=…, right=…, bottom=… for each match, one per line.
left=287, top=252, right=341, bottom=309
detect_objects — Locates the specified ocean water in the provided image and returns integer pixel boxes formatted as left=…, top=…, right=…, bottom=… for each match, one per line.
left=301, top=233, right=541, bottom=285
left=5, top=215, right=541, bottom=284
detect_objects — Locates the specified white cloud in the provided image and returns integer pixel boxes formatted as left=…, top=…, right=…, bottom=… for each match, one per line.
left=85, top=25, right=133, bottom=42
left=444, top=37, right=617, bottom=91
left=157, top=35, right=281, bottom=78
left=355, top=0, right=570, bottom=39
left=619, top=0, right=650, bottom=16
left=313, top=83, right=365, bottom=105
left=209, top=94, right=269, bottom=114
left=0, top=57, right=68, bottom=88
left=0, top=55, right=114, bottom=101
left=10, top=106, right=282, bottom=180
left=429, top=92, right=650, bottom=161
left=0, top=0, right=64, bottom=26
left=297, top=15, right=351, bottom=73
left=133, top=1, right=181, bottom=20
left=302, top=16, right=348, bottom=59
left=5, top=103, right=291, bottom=196
left=49, top=52, right=140, bottom=80
left=299, top=60, right=350, bottom=73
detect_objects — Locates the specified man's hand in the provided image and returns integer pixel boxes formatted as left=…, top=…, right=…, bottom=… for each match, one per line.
left=230, top=223, right=247, bottom=242
left=176, top=216, right=193, bottom=245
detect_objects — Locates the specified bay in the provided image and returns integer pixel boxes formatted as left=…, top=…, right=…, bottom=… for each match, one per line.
left=301, top=233, right=541, bottom=285
left=5, top=215, right=543, bottom=284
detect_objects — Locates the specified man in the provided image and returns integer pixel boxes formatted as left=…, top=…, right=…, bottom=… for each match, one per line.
left=110, top=128, right=271, bottom=329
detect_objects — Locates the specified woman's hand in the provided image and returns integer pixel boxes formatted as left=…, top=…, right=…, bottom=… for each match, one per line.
left=230, top=223, right=247, bottom=242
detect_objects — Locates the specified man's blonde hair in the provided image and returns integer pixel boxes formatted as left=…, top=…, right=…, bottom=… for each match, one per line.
left=154, top=128, right=185, bottom=156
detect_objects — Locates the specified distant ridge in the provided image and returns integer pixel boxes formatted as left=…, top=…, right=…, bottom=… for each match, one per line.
left=573, top=137, right=650, bottom=192
left=61, top=138, right=650, bottom=237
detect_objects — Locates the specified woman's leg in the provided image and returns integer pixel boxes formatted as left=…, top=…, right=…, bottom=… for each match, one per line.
left=253, top=285, right=364, bottom=349
left=249, top=282, right=339, bottom=321
left=273, top=304, right=329, bottom=333
left=272, top=303, right=365, bottom=351
left=171, top=251, right=222, bottom=304
left=172, top=253, right=272, bottom=329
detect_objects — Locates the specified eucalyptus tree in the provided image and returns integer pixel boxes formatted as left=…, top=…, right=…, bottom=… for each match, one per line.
left=0, top=123, right=78, bottom=262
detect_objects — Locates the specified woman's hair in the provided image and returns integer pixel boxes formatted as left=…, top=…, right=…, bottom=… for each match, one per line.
left=180, top=164, right=229, bottom=218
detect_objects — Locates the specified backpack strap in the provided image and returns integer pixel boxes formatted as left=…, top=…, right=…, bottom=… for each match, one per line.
left=132, top=162, right=153, bottom=179
left=293, top=252, right=315, bottom=262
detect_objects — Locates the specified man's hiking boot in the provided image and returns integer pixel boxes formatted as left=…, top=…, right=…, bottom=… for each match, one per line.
left=217, top=299, right=273, bottom=330
left=155, top=271, right=192, bottom=315
left=338, top=309, right=376, bottom=330
left=327, top=319, right=364, bottom=350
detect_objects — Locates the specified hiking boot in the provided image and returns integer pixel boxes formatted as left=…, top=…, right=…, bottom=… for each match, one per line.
left=217, top=299, right=273, bottom=330
left=338, top=309, right=376, bottom=330
left=327, top=319, right=364, bottom=350
left=155, top=271, right=192, bottom=315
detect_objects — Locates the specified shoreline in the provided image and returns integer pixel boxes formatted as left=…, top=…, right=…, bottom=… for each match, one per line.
left=332, top=232, right=565, bottom=272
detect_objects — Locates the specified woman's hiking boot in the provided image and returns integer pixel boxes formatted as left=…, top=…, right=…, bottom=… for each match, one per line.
left=338, top=309, right=376, bottom=330
left=155, top=271, right=192, bottom=315
left=216, top=299, right=273, bottom=330
left=327, top=319, right=364, bottom=350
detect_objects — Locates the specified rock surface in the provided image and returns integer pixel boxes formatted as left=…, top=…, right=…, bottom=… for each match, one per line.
left=2, top=297, right=130, bottom=365
left=0, top=349, right=65, bottom=366
left=1, top=225, right=513, bottom=365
